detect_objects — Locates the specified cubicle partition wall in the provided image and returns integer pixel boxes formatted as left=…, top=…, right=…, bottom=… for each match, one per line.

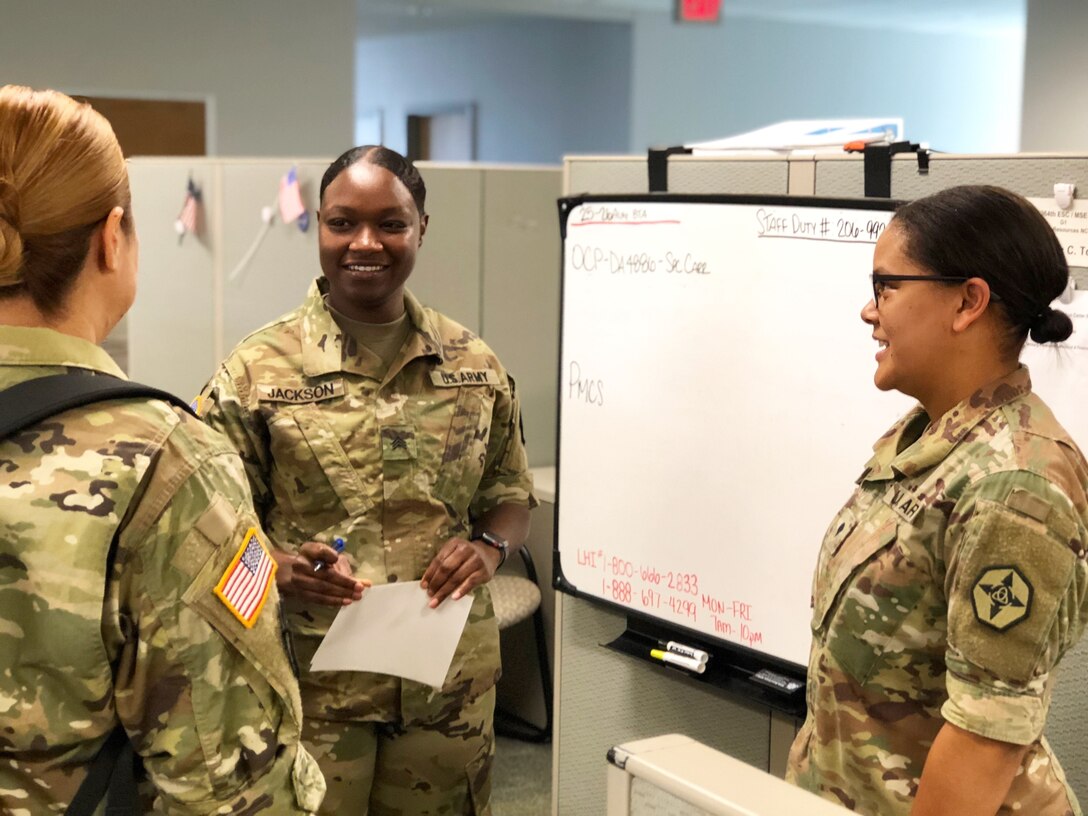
left=555, top=151, right=1088, bottom=816
left=122, top=158, right=561, bottom=467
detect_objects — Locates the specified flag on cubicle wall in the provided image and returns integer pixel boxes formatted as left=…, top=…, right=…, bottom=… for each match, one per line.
left=279, top=166, right=310, bottom=232
left=174, top=178, right=202, bottom=243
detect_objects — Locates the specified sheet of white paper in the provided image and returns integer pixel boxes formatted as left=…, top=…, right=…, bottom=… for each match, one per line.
left=1023, top=289, right=1088, bottom=452
left=309, top=582, right=474, bottom=688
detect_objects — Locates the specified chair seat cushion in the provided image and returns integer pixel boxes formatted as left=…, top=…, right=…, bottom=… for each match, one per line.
left=490, top=574, right=542, bottom=629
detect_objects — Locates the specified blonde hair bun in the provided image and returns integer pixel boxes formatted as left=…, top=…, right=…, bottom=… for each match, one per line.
left=0, top=85, right=130, bottom=313
left=0, top=215, right=24, bottom=286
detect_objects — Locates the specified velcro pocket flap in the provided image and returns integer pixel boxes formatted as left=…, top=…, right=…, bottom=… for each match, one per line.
left=813, top=517, right=898, bottom=631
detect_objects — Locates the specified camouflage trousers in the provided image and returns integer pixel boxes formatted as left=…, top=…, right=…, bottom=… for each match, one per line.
left=301, top=687, right=495, bottom=815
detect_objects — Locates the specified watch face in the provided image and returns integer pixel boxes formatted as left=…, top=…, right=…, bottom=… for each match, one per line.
left=480, top=532, right=508, bottom=551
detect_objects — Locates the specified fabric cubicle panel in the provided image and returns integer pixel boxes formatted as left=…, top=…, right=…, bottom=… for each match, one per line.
left=412, top=164, right=484, bottom=334
left=218, top=160, right=326, bottom=355
left=126, top=159, right=218, bottom=399
left=480, top=167, right=563, bottom=467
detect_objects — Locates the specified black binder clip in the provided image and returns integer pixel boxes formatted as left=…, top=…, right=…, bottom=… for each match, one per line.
left=861, top=140, right=930, bottom=198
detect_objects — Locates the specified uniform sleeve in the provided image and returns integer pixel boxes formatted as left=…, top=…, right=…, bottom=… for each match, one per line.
left=941, top=472, right=1088, bottom=745
left=197, top=361, right=274, bottom=522
left=111, top=430, right=324, bottom=814
left=470, top=371, right=536, bottom=518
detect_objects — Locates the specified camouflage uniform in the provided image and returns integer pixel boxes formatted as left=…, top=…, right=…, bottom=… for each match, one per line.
left=197, top=279, right=535, bottom=814
left=787, top=367, right=1088, bottom=816
left=0, top=326, right=324, bottom=815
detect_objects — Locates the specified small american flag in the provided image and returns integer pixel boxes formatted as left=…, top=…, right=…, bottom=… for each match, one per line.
left=278, top=166, right=309, bottom=231
left=214, top=528, right=277, bottom=628
left=174, top=178, right=201, bottom=242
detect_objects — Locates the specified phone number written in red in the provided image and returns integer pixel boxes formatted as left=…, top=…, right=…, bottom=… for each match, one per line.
left=576, top=548, right=764, bottom=648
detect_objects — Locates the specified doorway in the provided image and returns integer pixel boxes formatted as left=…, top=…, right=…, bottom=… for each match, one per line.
left=406, top=103, right=476, bottom=162
left=73, top=95, right=207, bottom=157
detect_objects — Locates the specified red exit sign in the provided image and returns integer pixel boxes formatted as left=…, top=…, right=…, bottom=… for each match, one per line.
left=676, top=0, right=722, bottom=23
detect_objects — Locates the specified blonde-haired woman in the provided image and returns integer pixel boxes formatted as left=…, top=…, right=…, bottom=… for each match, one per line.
left=0, top=85, right=324, bottom=814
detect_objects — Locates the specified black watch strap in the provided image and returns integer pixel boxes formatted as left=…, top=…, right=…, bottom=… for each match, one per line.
left=475, top=531, right=508, bottom=568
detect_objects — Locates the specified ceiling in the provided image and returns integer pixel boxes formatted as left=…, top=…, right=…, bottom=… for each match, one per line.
left=358, top=0, right=1025, bottom=36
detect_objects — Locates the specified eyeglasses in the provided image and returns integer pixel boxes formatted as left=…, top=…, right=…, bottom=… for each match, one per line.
left=870, top=273, right=1001, bottom=305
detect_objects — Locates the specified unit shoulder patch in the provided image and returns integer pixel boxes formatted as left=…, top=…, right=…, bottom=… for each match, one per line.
left=430, top=368, right=500, bottom=387
left=971, top=565, right=1032, bottom=631
left=214, top=527, right=278, bottom=628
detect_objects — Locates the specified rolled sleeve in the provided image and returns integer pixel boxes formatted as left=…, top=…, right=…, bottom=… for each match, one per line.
left=941, top=669, right=1048, bottom=745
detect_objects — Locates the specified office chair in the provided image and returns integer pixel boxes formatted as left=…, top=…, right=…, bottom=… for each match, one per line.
left=490, top=547, right=553, bottom=743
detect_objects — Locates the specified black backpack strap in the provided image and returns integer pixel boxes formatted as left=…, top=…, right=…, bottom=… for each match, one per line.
left=0, top=372, right=193, bottom=815
left=64, top=726, right=138, bottom=816
left=0, top=372, right=194, bottom=440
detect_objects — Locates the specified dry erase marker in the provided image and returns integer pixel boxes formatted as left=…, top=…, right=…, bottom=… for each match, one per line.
left=313, top=537, right=345, bottom=573
left=751, top=668, right=804, bottom=693
left=650, top=648, right=706, bottom=674
left=665, top=641, right=709, bottom=665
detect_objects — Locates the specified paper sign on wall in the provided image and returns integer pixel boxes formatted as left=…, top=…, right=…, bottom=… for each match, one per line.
left=1028, top=197, right=1088, bottom=264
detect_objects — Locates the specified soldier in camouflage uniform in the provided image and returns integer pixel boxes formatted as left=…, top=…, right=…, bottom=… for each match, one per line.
left=787, top=186, right=1088, bottom=816
left=0, top=86, right=324, bottom=814
left=197, top=146, right=535, bottom=815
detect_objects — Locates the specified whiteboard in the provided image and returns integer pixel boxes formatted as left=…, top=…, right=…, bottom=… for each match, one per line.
left=555, top=193, right=1088, bottom=671
left=555, top=194, right=911, bottom=669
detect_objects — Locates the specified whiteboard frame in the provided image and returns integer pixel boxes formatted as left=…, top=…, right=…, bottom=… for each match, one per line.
left=552, top=192, right=900, bottom=705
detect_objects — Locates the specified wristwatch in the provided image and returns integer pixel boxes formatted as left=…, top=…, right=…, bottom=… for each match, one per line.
left=474, top=531, right=509, bottom=568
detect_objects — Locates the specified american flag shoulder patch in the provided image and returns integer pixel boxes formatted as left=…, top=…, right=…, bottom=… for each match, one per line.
left=214, top=527, right=277, bottom=628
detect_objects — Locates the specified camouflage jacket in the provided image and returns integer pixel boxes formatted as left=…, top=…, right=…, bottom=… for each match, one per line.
left=197, top=280, right=535, bottom=726
left=0, top=327, right=324, bottom=814
left=787, top=366, right=1088, bottom=816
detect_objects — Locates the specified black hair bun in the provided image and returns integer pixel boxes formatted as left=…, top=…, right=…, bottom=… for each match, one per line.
left=1029, top=308, right=1073, bottom=344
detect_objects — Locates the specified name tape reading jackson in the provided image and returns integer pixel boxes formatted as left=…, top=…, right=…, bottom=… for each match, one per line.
left=256, top=380, right=345, bottom=404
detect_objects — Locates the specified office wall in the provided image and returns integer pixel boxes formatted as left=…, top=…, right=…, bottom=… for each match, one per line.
left=1021, top=0, right=1088, bottom=151
left=629, top=13, right=1025, bottom=154
left=355, top=18, right=631, bottom=163
left=0, top=0, right=354, bottom=156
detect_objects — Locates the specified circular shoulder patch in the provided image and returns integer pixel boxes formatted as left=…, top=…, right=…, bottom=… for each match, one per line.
left=971, top=566, right=1032, bottom=631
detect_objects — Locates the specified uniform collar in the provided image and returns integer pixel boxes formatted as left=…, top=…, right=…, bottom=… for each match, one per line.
left=0, top=325, right=126, bottom=378
left=860, top=366, right=1032, bottom=483
left=300, top=278, right=443, bottom=378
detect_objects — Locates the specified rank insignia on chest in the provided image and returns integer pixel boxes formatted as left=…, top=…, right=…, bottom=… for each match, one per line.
left=256, top=379, right=345, bottom=404
left=430, top=369, right=500, bottom=387
left=972, top=565, right=1032, bottom=631
left=882, top=484, right=924, bottom=524
left=214, top=527, right=278, bottom=628
left=381, top=425, right=417, bottom=460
